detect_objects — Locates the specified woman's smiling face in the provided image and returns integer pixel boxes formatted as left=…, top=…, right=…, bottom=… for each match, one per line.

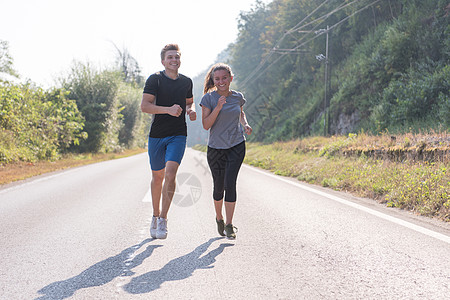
left=213, top=69, right=233, bottom=92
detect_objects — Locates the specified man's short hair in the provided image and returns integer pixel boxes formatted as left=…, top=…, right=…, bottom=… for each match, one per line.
left=161, top=44, right=180, bottom=60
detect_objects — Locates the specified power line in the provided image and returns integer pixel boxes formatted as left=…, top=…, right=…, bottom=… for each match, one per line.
left=239, top=0, right=357, bottom=87
left=239, top=0, right=382, bottom=88
left=272, top=49, right=310, bottom=54
left=293, top=0, right=363, bottom=33
left=328, top=0, right=383, bottom=31
left=287, top=0, right=333, bottom=34
left=239, top=0, right=339, bottom=87
left=238, top=0, right=333, bottom=88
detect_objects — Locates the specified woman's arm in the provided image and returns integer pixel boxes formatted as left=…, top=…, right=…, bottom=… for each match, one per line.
left=201, top=95, right=226, bottom=130
left=240, top=107, right=252, bottom=135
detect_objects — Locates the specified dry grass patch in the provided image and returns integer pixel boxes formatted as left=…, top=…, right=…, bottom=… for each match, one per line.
left=0, top=148, right=146, bottom=185
left=242, top=133, right=450, bottom=222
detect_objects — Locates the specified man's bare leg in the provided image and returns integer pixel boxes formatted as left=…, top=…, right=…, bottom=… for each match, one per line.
left=151, top=169, right=165, bottom=217
left=160, top=161, right=180, bottom=219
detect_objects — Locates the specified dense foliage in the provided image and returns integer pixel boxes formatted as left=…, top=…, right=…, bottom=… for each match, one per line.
left=0, top=83, right=85, bottom=162
left=228, top=0, right=449, bottom=142
left=60, top=63, right=124, bottom=153
left=0, top=41, right=150, bottom=163
left=58, top=61, right=151, bottom=153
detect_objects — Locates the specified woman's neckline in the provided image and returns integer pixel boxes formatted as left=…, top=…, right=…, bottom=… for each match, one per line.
left=216, top=90, right=232, bottom=97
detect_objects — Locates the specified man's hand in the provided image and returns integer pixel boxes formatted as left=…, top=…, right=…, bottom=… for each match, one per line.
left=168, top=104, right=183, bottom=117
left=187, top=109, right=197, bottom=121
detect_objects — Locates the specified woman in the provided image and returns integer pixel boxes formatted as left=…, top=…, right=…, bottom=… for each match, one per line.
left=200, top=63, right=252, bottom=239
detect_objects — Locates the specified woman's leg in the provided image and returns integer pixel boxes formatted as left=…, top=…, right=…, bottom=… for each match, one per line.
left=224, top=201, right=236, bottom=226
left=214, top=199, right=224, bottom=221
left=207, top=147, right=227, bottom=219
left=224, top=142, right=246, bottom=225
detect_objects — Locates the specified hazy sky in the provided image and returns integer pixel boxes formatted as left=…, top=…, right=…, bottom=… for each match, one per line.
left=1, top=0, right=271, bottom=87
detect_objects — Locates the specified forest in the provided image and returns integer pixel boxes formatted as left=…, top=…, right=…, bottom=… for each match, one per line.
left=1, top=0, right=449, bottom=164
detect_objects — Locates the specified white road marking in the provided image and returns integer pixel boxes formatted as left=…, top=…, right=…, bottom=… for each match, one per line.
left=243, top=164, right=450, bottom=244
left=142, top=187, right=151, bottom=202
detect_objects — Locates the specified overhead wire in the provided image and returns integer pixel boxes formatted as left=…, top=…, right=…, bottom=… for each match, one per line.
left=293, top=0, right=363, bottom=33
left=286, top=0, right=333, bottom=34
left=239, top=0, right=381, bottom=88
left=328, top=0, right=383, bottom=31
left=238, top=0, right=333, bottom=88
left=238, top=0, right=347, bottom=87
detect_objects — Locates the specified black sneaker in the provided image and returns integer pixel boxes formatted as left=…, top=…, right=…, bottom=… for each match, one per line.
left=224, top=224, right=238, bottom=239
left=216, top=219, right=225, bottom=237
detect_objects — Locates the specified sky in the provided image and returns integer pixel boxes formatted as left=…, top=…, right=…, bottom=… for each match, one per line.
left=1, top=0, right=271, bottom=88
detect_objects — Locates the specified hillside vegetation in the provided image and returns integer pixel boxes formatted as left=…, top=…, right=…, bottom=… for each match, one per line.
left=226, top=0, right=449, bottom=142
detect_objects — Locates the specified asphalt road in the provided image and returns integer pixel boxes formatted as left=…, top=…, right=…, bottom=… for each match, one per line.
left=0, top=148, right=449, bottom=299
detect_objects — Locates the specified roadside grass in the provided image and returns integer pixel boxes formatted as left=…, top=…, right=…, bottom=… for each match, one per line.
left=194, top=132, right=450, bottom=222
left=0, top=148, right=147, bottom=186
left=3, top=132, right=449, bottom=221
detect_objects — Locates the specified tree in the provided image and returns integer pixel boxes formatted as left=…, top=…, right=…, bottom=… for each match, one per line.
left=117, top=82, right=150, bottom=148
left=61, top=62, right=122, bottom=153
left=0, top=40, right=19, bottom=80
left=112, top=43, right=144, bottom=86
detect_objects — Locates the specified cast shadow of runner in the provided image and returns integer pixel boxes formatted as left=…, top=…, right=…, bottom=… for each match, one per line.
left=35, top=238, right=161, bottom=300
left=124, top=237, right=234, bottom=294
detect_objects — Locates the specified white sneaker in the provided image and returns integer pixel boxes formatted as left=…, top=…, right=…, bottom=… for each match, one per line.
left=150, top=216, right=157, bottom=238
left=156, top=217, right=168, bottom=239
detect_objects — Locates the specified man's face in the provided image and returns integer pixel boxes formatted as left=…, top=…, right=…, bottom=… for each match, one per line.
left=162, top=50, right=181, bottom=71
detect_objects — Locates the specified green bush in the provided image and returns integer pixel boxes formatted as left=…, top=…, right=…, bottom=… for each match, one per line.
left=0, top=82, right=85, bottom=163
left=61, top=63, right=123, bottom=153
left=379, top=65, right=450, bottom=131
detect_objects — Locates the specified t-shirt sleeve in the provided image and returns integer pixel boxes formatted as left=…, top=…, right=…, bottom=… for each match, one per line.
left=186, top=78, right=193, bottom=99
left=239, top=92, right=246, bottom=106
left=143, top=74, right=159, bottom=95
left=200, top=93, right=212, bottom=110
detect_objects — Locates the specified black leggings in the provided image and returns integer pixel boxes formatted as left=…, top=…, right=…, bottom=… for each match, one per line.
left=207, top=141, right=245, bottom=203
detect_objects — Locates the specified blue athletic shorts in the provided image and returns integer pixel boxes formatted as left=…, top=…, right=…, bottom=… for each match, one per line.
left=148, top=135, right=187, bottom=171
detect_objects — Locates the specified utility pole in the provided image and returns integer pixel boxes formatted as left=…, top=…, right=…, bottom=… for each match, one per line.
left=315, top=25, right=330, bottom=136
left=324, top=25, right=329, bottom=136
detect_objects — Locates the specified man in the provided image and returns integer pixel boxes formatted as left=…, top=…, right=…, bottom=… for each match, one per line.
left=141, top=44, right=196, bottom=239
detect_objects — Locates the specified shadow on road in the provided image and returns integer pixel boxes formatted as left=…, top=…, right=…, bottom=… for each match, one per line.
left=123, top=237, right=234, bottom=294
left=35, top=238, right=160, bottom=300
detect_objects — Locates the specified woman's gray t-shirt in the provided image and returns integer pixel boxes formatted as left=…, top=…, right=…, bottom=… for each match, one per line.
left=200, top=90, right=246, bottom=149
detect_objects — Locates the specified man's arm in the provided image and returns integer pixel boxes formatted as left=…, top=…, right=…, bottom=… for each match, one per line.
left=186, top=97, right=197, bottom=121
left=141, top=93, right=182, bottom=117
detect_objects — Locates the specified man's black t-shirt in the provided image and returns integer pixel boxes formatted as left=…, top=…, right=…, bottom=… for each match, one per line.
left=143, top=71, right=193, bottom=138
